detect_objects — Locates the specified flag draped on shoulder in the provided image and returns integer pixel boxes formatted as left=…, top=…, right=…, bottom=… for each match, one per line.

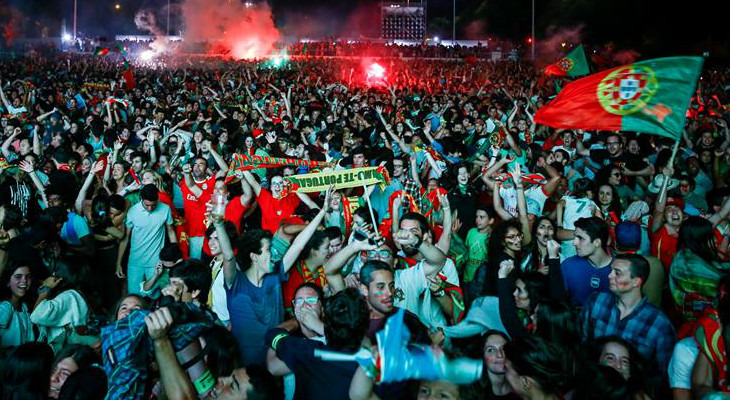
left=544, top=45, right=590, bottom=77
left=535, top=56, right=703, bottom=139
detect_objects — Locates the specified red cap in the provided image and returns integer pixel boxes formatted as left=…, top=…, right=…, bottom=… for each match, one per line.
left=666, top=196, right=685, bottom=210
left=252, top=129, right=264, bottom=139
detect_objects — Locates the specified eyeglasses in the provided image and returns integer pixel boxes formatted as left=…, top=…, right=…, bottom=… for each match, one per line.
left=607, top=141, right=620, bottom=145
left=293, top=297, right=319, bottom=306
left=505, top=233, right=523, bottom=240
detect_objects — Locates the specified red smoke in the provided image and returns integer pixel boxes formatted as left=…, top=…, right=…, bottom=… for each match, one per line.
left=180, top=0, right=279, bottom=59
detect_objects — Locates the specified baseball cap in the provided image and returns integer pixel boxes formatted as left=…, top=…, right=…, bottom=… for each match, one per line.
left=615, top=221, right=642, bottom=252
left=665, top=196, right=685, bottom=210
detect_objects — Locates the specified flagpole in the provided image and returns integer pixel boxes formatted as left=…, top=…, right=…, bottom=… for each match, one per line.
left=657, top=137, right=681, bottom=205
left=668, top=136, right=681, bottom=167
left=362, top=182, right=379, bottom=229
left=531, top=0, right=535, bottom=60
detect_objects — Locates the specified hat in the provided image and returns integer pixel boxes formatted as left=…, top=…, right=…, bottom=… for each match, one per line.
left=622, top=200, right=649, bottom=222
left=647, top=174, right=679, bottom=194
left=615, top=221, right=641, bottom=251
left=252, top=129, right=264, bottom=139
left=665, top=196, right=685, bottom=210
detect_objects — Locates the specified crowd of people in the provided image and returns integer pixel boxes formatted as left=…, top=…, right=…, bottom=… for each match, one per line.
left=0, top=48, right=729, bottom=400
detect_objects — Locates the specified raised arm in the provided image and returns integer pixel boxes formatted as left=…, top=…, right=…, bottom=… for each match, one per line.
left=214, top=210, right=238, bottom=288
left=435, top=194, right=453, bottom=254
left=32, top=124, right=42, bottom=156
left=512, top=164, right=532, bottom=246
left=296, top=192, right=320, bottom=210
left=282, top=188, right=331, bottom=272
left=209, top=147, right=229, bottom=177
left=146, top=308, right=198, bottom=400
left=16, top=160, right=47, bottom=206
left=242, top=170, right=262, bottom=197
left=651, top=165, right=674, bottom=233
left=75, top=162, right=104, bottom=214
left=491, top=182, right=511, bottom=221
left=181, top=163, right=203, bottom=198
left=324, top=238, right=375, bottom=294
left=393, top=229, right=446, bottom=276
left=1, top=128, right=20, bottom=159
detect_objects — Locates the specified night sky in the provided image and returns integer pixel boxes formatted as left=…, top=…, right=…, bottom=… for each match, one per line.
left=3, top=0, right=730, bottom=59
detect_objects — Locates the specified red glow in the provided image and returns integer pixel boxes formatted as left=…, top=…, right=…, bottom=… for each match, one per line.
left=527, top=37, right=533, bottom=44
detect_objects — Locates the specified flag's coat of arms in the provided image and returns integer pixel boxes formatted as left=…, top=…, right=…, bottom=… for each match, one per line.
left=598, top=66, right=658, bottom=115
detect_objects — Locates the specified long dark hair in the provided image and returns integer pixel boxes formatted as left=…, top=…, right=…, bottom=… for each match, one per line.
left=48, top=256, right=88, bottom=300
left=504, top=336, right=573, bottom=396
left=534, top=300, right=580, bottom=349
left=678, top=216, right=721, bottom=264
left=597, top=184, right=622, bottom=215
left=527, top=217, right=557, bottom=272
left=0, top=342, right=54, bottom=400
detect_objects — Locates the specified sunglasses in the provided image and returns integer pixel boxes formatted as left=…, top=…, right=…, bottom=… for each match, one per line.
left=367, top=250, right=392, bottom=259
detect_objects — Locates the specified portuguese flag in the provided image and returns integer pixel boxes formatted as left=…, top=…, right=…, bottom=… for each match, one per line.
left=535, top=57, right=703, bottom=139
left=544, top=45, right=590, bottom=77
left=93, top=46, right=110, bottom=57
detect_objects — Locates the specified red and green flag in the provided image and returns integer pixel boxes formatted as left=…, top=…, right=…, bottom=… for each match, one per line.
left=93, top=46, right=110, bottom=57
left=535, top=56, right=703, bottom=139
left=544, top=45, right=590, bottom=77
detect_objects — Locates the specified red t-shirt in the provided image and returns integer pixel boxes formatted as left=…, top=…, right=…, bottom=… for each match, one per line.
left=651, top=225, right=678, bottom=272
left=181, top=176, right=216, bottom=238
left=158, top=191, right=179, bottom=219
left=258, top=188, right=300, bottom=234
left=225, top=195, right=249, bottom=233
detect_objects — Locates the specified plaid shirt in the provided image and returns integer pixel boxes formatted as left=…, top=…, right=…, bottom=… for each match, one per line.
left=101, top=305, right=217, bottom=400
left=580, top=292, right=676, bottom=375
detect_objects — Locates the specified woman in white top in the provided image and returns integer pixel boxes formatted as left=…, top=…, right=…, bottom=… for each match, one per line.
left=0, top=262, right=35, bottom=351
left=30, top=256, right=94, bottom=353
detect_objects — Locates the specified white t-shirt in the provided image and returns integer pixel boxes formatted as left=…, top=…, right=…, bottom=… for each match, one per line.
left=394, top=258, right=459, bottom=329
left=0, top=301, right=35, bottom=349
left=668, top=337, right=699, bottom=390
left=500, top=185, right=549, bottom=217
left=211, top=260, right=230, bottom=322
left=561, top=196, right=597, bottom=230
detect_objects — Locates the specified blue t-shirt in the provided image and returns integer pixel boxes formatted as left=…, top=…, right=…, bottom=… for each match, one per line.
left=60, top=212, right=91, bottom=246
left=226, top=263, right=284, bottom=366
left=560, top=255, right=612, bottom=307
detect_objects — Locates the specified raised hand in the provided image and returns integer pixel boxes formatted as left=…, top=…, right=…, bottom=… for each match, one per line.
left=546, top=239, right=560, bottom=258
left=498, top=259, right=515, bottom=279
left=91, top=161, right=105, bottom=174
left=18, top=160, right=34, bottom=173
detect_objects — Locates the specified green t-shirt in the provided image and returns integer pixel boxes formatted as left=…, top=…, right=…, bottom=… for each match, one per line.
left=465, top=228, right=489, bottom=282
